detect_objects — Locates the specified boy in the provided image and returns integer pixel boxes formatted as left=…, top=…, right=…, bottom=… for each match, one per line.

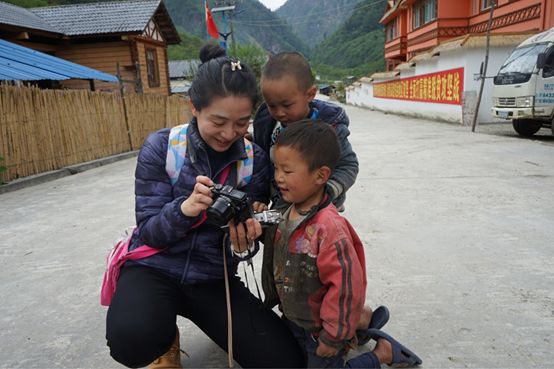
left=253, top=51, right=386, bottom=346
left=262, top=121, right=422, bottom=368
left=253, top=51, right=358, bottom=211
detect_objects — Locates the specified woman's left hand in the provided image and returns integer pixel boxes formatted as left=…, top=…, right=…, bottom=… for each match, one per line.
left=228, top=218, right=262, bottom=254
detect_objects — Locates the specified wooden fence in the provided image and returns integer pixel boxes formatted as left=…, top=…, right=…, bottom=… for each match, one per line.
left=0, top=85, right=191, bottom=183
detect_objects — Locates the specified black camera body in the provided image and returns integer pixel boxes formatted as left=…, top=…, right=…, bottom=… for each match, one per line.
left=207, top=184, right=284, bottom=228
left=208, top=184, right=253, bottom=227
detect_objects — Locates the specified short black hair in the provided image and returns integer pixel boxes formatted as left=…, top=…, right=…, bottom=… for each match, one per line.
left=261, top=52, right=315, bottom=91
left=275, top=119, right=340, bottom=171
left=188, top=44, right=259, bottom=111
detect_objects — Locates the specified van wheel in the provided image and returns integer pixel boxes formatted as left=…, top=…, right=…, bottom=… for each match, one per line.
left=512, top=119, right=541, bottom=137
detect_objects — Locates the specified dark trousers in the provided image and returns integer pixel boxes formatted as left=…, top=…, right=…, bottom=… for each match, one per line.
left=284, top=318, right=380, bottom=369
left=106, top=266, right=304, bottom=368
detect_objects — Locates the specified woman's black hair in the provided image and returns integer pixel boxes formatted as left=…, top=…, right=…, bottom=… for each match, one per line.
left=189, top=44, right=259, bottom=111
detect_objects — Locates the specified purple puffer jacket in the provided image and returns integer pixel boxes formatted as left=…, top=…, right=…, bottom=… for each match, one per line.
left=127, top=119, right=270, bottom=284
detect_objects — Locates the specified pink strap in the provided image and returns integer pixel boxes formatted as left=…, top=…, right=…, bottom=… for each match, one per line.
left=126, top=245, right=162, bottom=259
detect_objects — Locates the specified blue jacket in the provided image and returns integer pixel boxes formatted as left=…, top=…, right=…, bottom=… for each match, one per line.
left=128, top=119, right=270, bottom=284
left=253, top=99, right=358, bottom=208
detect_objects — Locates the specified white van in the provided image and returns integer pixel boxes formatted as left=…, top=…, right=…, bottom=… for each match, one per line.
left=492, top=28, right=554, bottom=137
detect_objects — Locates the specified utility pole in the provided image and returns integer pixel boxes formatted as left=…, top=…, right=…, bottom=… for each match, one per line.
left=212, top=1, right=237, bottom=51
left=471, top=0, right=496, bottom=132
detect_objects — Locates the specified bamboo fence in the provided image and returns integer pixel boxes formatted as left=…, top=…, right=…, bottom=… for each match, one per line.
left=0, top=85, right=191, bottom=183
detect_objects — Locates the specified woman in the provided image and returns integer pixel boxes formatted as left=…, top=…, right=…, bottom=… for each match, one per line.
left=105, top=45, right=304, bottom=368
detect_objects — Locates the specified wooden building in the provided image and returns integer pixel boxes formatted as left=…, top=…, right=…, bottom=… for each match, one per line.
left=0, top=0, right=180, bottom=95
left=382, top=0, right=554, bottom=71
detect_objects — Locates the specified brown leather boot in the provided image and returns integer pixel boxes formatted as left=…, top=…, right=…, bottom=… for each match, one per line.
left=148, top=328, right=184, bottom=369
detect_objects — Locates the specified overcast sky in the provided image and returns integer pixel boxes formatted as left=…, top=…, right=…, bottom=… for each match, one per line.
left=259, top=0, right=287, bottom=11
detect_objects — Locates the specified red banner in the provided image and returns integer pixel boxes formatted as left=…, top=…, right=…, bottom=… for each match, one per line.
left=373, top=68, right=464, bottom=105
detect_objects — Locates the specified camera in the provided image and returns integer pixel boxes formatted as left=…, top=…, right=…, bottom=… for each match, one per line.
left=208, top=184, right=252, bottom=227
left=207, top=184, right=284, bottom=228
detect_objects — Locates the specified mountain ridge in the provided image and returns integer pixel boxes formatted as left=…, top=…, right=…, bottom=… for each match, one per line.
left=276, top=0, right=361, bottom=46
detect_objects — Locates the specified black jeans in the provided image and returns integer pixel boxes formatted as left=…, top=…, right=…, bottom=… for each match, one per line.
left=106, top=265, right=304, bottom=368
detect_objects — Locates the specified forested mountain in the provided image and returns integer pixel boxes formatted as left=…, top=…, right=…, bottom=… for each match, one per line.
left=159, top=0, right=309, bottom=55
left=4, top=0, right=386, bottom=78
left=4, top=0, right=309, bottom=55
left=311, top=0, right=385, bottom=73
left=276, top=0, right=361, bottom=46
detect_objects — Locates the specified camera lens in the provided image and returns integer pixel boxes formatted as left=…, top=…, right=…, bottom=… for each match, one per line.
left=207, top=196, right=235, bottom=227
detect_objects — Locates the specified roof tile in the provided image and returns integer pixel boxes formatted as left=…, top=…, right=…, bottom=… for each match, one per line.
left=30, top=0, right=161, bottom=36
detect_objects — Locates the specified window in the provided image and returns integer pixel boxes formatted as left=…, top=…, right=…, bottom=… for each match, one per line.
left=146, top=48, right=160, bottom=88
left=481, top=0, right=493, bottom=10
left=386, top=19, right=398, bottom=41
left=494, top=43, right=548, bottom=85
left=543, top=48, right=554, bottom=79
left=412, top=0, right=437, bottom=29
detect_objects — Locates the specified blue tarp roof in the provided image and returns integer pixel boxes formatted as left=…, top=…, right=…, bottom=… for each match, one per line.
left=0, top=39, right=118, bottom=82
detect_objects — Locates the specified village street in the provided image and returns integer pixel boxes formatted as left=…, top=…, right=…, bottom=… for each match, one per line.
left=0, top=103, right=553, bottom=368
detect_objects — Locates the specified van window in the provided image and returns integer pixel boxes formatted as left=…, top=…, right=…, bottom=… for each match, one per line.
left=543, top=49, right=554, bottom=78
left=498, top=43, right=548, bottom=75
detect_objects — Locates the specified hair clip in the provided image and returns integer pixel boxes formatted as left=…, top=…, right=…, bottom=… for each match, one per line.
left=230, top=60, right=242, bottom=71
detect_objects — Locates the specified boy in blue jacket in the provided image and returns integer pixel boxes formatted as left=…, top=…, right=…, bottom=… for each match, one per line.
left=253, top=51, right=380, bottom=347
left=253, top=51, right=358, bottom=212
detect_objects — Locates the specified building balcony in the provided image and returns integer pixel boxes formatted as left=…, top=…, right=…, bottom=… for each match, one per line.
left=384, top=36, right=407, bottom=59
left=468, top=2, right=541, bottom=33
left=407, top=19, right=469, bottom=54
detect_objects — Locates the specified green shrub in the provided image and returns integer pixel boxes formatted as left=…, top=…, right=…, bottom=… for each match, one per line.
left=228, top=43, right=267, bottom=81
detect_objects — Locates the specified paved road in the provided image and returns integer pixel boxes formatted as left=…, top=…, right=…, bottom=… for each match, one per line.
left=1, top=104, right=553, bottom=368
left=475, top=121, right=554, bottom=144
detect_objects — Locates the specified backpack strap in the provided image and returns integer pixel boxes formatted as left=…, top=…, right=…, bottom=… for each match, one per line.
left=237, top=138, right=253, bottom=188
left=166, top=123, right=254, bottom=187
left=166, top=124, right=189, bottom=186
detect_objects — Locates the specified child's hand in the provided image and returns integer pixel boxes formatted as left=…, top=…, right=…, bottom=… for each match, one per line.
left=228, top=218, right=262, bottom=254
left=180, top=176, right=214, bottom=217
left=252, top=201, right=268, bottom=213
left=316, top=339, right=339, bottom=358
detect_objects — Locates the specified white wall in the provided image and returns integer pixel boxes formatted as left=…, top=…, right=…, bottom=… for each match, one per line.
left=462, top=47, right=515, bottom=123
left=347, top=45, right=517, bottom=124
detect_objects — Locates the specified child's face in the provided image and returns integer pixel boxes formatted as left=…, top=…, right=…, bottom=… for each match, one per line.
left=273, top=145, right=327, bottom=211
left=261, top=76, right=316, bottom=126
left=192, top=95, right=252, bottom=152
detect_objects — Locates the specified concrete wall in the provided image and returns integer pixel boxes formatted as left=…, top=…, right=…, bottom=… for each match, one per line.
left=347, top=45, right=517, bottom=124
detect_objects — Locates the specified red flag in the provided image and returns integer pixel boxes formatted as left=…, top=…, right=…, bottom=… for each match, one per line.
left=205, top=1, right=219, bottom=39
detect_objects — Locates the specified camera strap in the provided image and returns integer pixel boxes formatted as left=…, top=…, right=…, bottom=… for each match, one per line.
left=241, top=243, right=262, bottom=301
left=222, top=233, right=234, bottom=368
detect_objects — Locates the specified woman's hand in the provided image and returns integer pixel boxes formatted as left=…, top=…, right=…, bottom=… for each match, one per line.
left=180, top=176, right=214, bottom=217
left=316, top=339, right=339, bottom=358
left=228, top=218, right=262, bottom=254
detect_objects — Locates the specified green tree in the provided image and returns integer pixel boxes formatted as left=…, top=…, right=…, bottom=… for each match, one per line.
left=311, top=0, right=385, bottom=69
left=3, top=0, right=49, bottom=7
left=228, top=43, right=267, bottom=81
left=167, top=28, right=205, bottom=60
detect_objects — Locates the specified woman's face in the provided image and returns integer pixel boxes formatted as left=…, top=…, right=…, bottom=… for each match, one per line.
left=192, top=95, right=253, bottom=152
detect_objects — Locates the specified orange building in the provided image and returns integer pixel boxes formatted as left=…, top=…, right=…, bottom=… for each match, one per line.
left=382, top=0, right=554, bottom=71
